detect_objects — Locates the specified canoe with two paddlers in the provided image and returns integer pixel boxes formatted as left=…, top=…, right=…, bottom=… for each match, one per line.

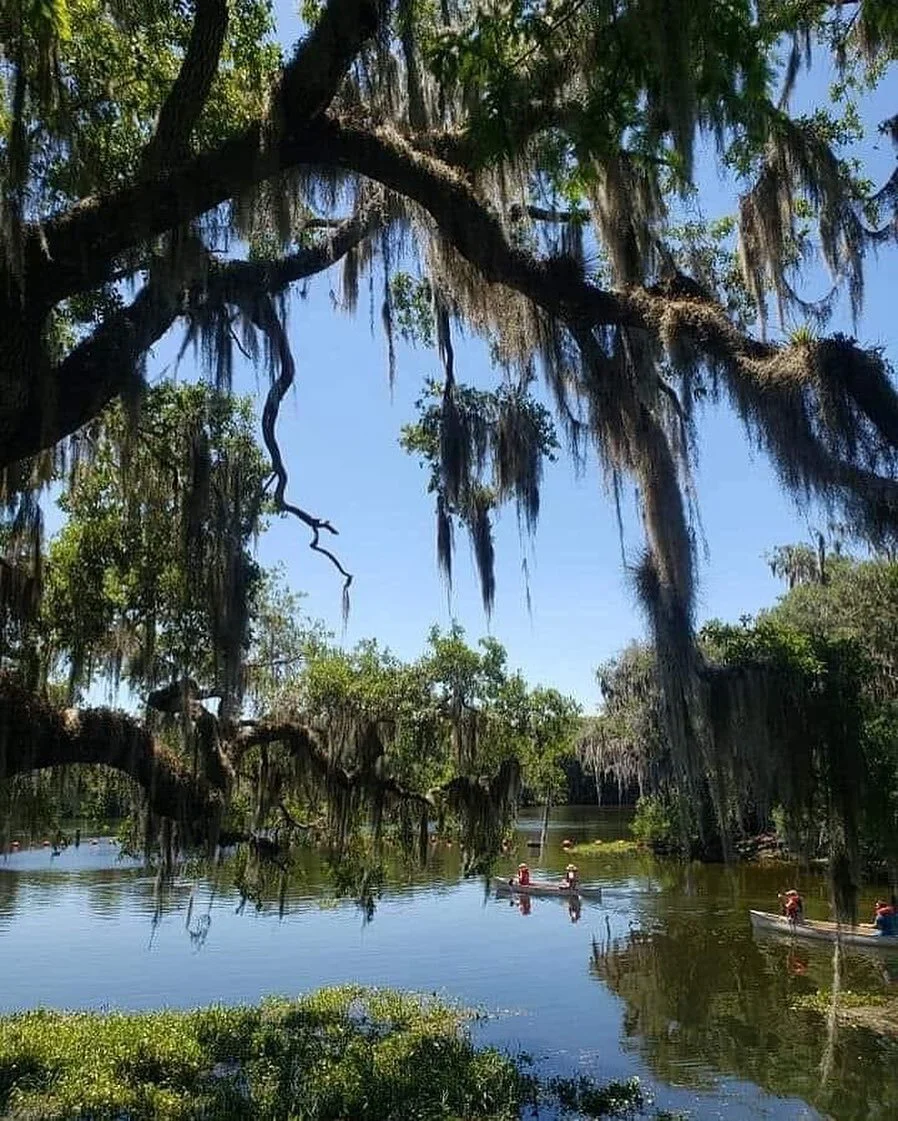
left=493, top=878, right=602, bottom=901
left=749, top=909, right=898, bottom=948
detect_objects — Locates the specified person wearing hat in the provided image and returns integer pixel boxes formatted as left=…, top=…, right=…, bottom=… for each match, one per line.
left=563, top=863, right=580, bottom=891
left=517, top=862, right=531, bottom=887
left=778, top=888, right=804, bottom=922
left=873, top=899, right=897, bottom=935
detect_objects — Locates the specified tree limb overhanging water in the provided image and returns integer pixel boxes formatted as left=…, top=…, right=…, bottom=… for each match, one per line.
left=2, top=0, right=898, bottom=886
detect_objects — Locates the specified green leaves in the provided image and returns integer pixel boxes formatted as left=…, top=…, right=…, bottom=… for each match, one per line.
left=43, top=383, right=270, bottom=703
left=401, top=377, right=557, bottom=610
left=0, top=988, right=680, bottom=1120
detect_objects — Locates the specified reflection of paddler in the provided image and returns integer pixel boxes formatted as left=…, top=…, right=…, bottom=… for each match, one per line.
left=568, top=895, right=581, bottom=924
left=786, top=949, right=808, bottom=976
left=518, top=894, right=531, bottom=916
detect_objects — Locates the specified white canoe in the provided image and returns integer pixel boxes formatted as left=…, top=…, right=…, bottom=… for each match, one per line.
left=493, top=878, right=602, bottom=900
left=750, top=909, right=898, bottom=948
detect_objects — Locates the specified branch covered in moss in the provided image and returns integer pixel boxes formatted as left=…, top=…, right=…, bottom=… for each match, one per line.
left=0, top=675, right=227, bottom=833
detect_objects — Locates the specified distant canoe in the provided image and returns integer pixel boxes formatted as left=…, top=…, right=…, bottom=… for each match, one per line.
left=493, top=878, right=602, bottom=901
left=749, top=909, right=898, bottom=948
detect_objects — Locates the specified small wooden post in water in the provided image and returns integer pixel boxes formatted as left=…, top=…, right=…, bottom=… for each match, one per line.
left=539, top=800, right=551, bottom=849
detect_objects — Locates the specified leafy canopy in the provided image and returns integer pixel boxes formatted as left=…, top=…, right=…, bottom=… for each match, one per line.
left=2, top=0, right=898, bottom=876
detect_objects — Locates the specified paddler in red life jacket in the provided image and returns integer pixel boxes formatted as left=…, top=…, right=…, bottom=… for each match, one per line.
left=517, top=863, right=530, bottom=887
left=778, top=888, right=804, bottom=922
left=874, top=899, right=897, bottom=935
left=563, top=863, right=580, bottom=891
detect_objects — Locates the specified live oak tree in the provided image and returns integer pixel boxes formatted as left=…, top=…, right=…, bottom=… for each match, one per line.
left=2, top=1, right=898, bottom=879
left=1, top=383, right=570, bottom=868
left=584, top=549, right=898, bottom=907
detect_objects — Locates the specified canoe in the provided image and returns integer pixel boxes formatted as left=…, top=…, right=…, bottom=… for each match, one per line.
left=749, top=909, right=898, bottom=948
left=493, top=878, right=602, bottom=901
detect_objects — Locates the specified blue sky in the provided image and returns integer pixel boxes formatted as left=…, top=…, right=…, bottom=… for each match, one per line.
left=84, top=8, right=898, bottom=711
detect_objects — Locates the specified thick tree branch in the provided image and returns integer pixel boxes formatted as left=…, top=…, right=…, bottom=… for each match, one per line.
left=236, top=720, right=433, bottom=812
left=202, top=201, right=382, bottom=297
left=0, top=676, right=225, bottom=830
left=518, top=204, right=590, bottom=224
left=306, top=117, right=766, bottom=347
left=140, top=0, right=230, bottom=177
left=2, top=212, right=379, bottom=469
left=1, top=281, right=181, bottom=469
left=28, top=0, right=386, bottom=304
left=2, top=281, right=182, bottom=469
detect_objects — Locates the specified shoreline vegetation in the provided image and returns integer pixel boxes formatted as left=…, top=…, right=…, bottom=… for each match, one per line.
left=0, top=987, right=682, bottom=1121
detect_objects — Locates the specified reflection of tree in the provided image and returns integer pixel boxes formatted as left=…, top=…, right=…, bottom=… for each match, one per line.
left=591, top=924, right=898, bottom=1121
left=85, top=870, right=137, bottom=919
left=0, top=873, right=18, bottom=930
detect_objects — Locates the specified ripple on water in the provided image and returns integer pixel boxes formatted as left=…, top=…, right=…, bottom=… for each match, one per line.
left=0, top=810, right=894, bottom=1121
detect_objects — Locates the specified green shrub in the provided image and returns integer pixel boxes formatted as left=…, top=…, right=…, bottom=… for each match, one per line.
left=629, top=796, right=676, bottom=851
left=0, top=988, right=679, bottom=1120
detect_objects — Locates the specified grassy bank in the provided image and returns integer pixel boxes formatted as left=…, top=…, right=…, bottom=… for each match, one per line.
left=0, top=987, right=685, bottom=1120
left=565, top=839, right=643, bottom=857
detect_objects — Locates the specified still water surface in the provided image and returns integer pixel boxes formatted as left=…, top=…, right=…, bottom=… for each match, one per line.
left=2, top=808, right=897, bottom=1120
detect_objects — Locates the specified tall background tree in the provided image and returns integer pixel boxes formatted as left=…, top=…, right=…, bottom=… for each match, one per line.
left=584, top=545, right=898, bottom=909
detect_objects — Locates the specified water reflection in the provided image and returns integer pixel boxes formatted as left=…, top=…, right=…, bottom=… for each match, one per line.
left=589, top=863, right=898, bottom=1121
left=1, top=810, right=897, bottom=1120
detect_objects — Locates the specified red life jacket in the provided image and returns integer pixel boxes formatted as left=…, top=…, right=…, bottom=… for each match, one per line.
left=518, top=868, right=530, bottom=886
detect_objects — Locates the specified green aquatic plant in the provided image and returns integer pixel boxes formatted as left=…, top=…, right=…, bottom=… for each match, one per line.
left=566, top=839, right=643, bottom=857
left=0, top=987, right=683, bottom=1121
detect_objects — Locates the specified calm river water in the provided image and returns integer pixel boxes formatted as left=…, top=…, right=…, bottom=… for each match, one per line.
left=2, top=807, right=897, bottom=1120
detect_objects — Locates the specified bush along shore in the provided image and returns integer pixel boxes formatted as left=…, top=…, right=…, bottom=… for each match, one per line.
left=0, top=987, right=685, bottom=1120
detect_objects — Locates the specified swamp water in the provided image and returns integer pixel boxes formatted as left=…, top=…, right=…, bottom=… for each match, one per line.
left=1, top=806, right=897, bottom=1120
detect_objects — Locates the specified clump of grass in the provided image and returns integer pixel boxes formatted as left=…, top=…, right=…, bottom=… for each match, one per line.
left=0, top=989, right=526, bottom=1121
left=793, top=989, right=890, bottom=1013
left=792, top=990, right=898, bottom=1039
left=0, top=988, right=685, bottom=1120
left=549, top=1074, right=644, bottom=1116
left=566, top=839, right=642, bottom=857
